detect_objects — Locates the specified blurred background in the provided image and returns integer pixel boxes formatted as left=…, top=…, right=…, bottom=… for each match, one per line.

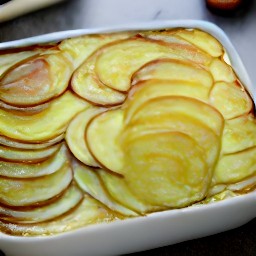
left=0, top=0, right=256, bottom=255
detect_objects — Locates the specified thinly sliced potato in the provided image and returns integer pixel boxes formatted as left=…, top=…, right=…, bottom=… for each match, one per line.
left=0, top=49, right=45, bottom=76
left=73, top=161, right=137, bottom=216
left=209, top=58, right=236, bottom=83
left=123, top=113, right=220, bottom=169
left=214, top=146, right=256, bottom=184
left=222, top=114, right=256, bottom=154
left=59, top=33, right=133, bottom=69
left=0, top=162, right=72, bottom=207
left=0, top=91, right=90, bottom=142
left=209, top=81, right=252, bottom=119
left=66, top=107, right=107, bottom=167
left=0, top=143, right=68, bottom=178
left=95, top=37, right=212, bottom=92
left=0, top=52, right=73, bottom=106
left=0, top=195, right=118, bottom=236
left=0, top=143, right=60, bottom=163
left=131, top=58, right=213, bottom=87
left=123, top=132, right=208, bottom=207
left=124, top=79, right=209, bottom=122
left=71, top=52, right=125, bottom=106
left=0, top=133, right=64, bottom=150
left=86, top=109, right=124, bottom=174
left=98, top=169, right=155, bottom=213
left=0, top=185, right=83, bottom=224
left=129, top=96, right=224, bottom=136
left=174, top=29, right=223, bottom=57
left=0, top=100, right=50, bottom=115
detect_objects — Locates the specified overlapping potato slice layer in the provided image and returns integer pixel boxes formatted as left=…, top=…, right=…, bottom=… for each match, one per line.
left=131, top=58, right=213, bottom=87
left=73, top=160, right=137, bottom=216
left=66, top=107, right=107, bottom=167
left=0, top=185, right=83, bottom=224
left=0, top=143, right=67, bottom=178
left=1, top=28, right=256, bottom=237
left=0, top=91, right=89, bottom=142
left=0, top=194, right=118, bottom=236
left=95, top=37, right=212, bottom=92
left=0, top=143, right=60, bottom=163
left=0, top=162, right=72, bottom=206
left=0, top=52, right=73, bottom=106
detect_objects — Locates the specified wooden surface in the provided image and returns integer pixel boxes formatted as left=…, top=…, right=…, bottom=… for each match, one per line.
left=0, top=0, right=256, bottom=255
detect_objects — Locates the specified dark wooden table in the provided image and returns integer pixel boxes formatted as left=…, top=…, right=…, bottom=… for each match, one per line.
left=0, top=0, right=256, bottom=255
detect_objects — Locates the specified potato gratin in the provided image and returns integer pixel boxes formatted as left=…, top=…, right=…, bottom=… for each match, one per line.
left=0, top=29, right=255, bottom=236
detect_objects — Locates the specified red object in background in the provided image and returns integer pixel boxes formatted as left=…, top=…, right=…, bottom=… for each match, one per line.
left=206, top=0, right=251, bottom=15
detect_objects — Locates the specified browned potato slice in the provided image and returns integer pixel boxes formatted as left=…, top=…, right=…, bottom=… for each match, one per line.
left=0, top=133, right=64, bottom=149
left=0, top=162, right=72, bottom=207
left=0, top=52, right=73, bottom=106
left=129, top=96, right=224, bottom=136
left=214, top=146, right=256, bottom=184
left=209, top=58, right=236, bottom=83
left=0, top=185, right=83, bottom=224
left=59, top=33, right=132, bottom=69
left=86, top=109, right=124, bottom=174
left=174, top=29, right=223, bottom=57
left=0, top=100, right=50, bottom=115
left=122, top=132, right=208, bottom=207
left=222, top=114, right=256, bottom=154
left=124, top=79, right=209, bottom=122
left=98, top=169, right=156, bottom=214
left=0, top=143, right=60, bottom=163
left=0, top=143, right=68, bottom=178
left=71, top=52, right=125, bottom=106
left=0, top=194, right=118, bottom=236
left=131, top=58, right=213, bottom=87
left=209, top=81, right=252, bottom=119
left=73, top=160, right=137, bottom=216
left=66, top=107, right=107, bottom=167
left=95, top=37, right=212, bottom=92
left=0, top=91, right=90, bottom=142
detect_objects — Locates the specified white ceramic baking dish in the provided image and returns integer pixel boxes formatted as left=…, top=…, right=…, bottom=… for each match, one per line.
left=0, top=20, right=255, bottom=256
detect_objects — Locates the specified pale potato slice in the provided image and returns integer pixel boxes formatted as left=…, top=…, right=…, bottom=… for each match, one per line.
left=209, top=58, right=236, bottom=83
left=214, top=146, right=256, bottom=184
left=73, top=160, right=137, bottom=216
left=124, top=79, right=209, bottom=122
left=66, top=107, right=107, bottom=167
left=0, top=143, right=60, bottom=163
left=95, top=37, right=212, bottom=92
left=131, top=58, right=213, bottom=87
left=71, top=52, right=125, bottom=106
left=0, top=143, right=68, bottom=178
left=98, top=169, right=156, bottom=214
left=129, top=96, right=224, bottom=136
left=122, top=113, right=220, bottom=170
left=123, top=132, right=208, bottom=207
left=0, top=162, right=72, bottom=207
left=0, top=133, right=64, bottom=149
left=86, top=109, right=124, bottom=174
left=0, top=195, right=117, bottom=236
left=59, top=33, right=133, bottom=69
left=0, top=91, right=90, bottom=142
left=174, top=29, right=223, bottom=57
left=0, top=185, right=83, bottom=224
left=222, top=114, right=256, bottom=154
left=209, top=81, right=252, bottom=119
left=0, top=52, right=73, bottom=106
